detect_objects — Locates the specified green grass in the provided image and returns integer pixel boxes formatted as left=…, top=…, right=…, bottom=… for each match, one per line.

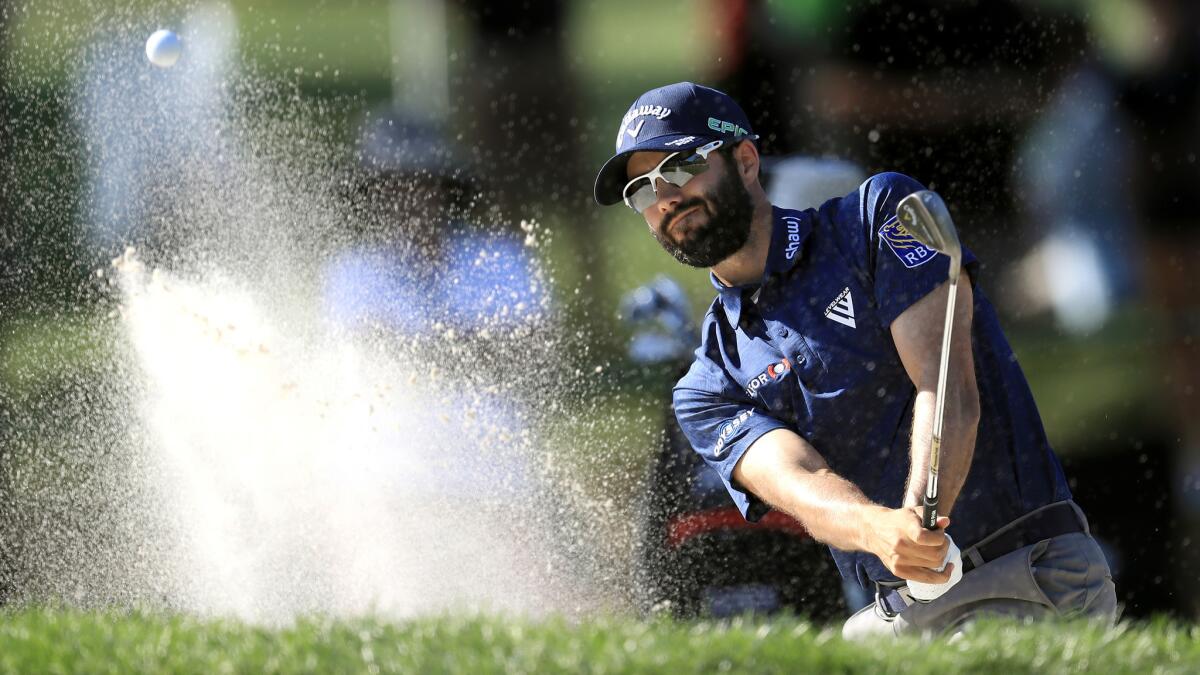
left=4, top=0, right=392, bottom=86
left=0, top=310, right=116, bottom=397
left=0, top=609, right=1196, bottom=674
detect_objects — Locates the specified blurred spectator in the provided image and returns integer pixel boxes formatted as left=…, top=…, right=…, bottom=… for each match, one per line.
left=764, top=156, right=866, bottom=214
left=1009, top=66, right=1139, bottom=332
left=320, top=110, right=556, bottom=540
left=882, top=0, right=1198, bottom=615
left=449, top=0, right=610, bottom=320
left=323, top=111, right=549, bottom=339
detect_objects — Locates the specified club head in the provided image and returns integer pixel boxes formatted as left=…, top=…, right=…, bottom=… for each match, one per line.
left=896, top=190, right=962, bottom=279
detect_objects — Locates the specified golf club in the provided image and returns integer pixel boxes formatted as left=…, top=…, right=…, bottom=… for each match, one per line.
left=896, top=190, right=962, bottom=532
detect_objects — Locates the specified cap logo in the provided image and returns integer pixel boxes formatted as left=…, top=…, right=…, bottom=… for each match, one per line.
left=664, top=135, right=697, bottom=147
left=616, top=105, right=673, bottom=149
left=622, top=105, right=673, bottom=126
left=707, top=117, right=748, bottom=136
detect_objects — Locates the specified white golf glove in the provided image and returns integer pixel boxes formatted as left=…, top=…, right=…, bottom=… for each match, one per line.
left=906, top=533, right=963, bottom=602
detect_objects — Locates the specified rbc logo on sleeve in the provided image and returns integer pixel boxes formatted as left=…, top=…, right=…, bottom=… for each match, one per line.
left=878, top=216, right=938, bottom=269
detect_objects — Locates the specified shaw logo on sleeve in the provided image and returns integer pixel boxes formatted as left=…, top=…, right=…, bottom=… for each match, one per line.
left=713, top=409, right=755, bottom=458
left=783, top=216, right=804, bottom=260
left=878, top=215, right=938, bottom=269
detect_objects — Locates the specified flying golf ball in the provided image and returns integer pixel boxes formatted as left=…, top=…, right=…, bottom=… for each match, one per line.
left=145, top=29, right=182, bottom=68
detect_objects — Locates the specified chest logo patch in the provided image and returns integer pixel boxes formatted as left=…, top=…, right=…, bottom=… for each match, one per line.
left=824, top=287, right=857, bottom=329
left=744, top=358, right=792, bottom=398
left=879, top=215, right=938, bottom=268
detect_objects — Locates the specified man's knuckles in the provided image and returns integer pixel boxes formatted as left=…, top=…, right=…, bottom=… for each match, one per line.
left=915, top=528, right=946, bottom=543
left=895, top=565, right=953, bottom=584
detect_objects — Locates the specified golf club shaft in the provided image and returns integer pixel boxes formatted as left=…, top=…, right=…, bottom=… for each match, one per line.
left=922, top=276, right=958, bottom=530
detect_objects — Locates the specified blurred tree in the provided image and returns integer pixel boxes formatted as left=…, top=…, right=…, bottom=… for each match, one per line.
left=1102, top=0, right=1200, bottom=616
left=707, top=0, right=830, bottom=156
left=799, top=0, right=1087, bottom=266
left=452, top=0, right=584, bottom=216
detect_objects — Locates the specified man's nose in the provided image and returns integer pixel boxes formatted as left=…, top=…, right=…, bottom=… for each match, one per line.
left=654, top=178, right=683, bottom=211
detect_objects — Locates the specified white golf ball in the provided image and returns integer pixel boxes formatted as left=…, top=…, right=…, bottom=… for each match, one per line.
left=145, top=29, right=182, bottom=68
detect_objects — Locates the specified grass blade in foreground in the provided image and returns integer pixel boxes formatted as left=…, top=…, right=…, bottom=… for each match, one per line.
left=0, top=609, right=1196, bottom=674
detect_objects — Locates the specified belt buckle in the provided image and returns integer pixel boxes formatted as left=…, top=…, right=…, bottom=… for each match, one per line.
left=873, top=586, right=897, bottom=620
left=874, top=581, right=911, bottom=619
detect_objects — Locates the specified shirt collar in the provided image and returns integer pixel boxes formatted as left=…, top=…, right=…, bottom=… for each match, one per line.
left=711, top=206, right=812, bottom=327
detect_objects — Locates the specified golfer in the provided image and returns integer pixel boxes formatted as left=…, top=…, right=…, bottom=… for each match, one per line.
left=593, top=82, right=1117, bottom=637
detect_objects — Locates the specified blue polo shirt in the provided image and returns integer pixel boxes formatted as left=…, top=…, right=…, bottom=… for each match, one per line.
left=673, top=172, right=1071, bottom=590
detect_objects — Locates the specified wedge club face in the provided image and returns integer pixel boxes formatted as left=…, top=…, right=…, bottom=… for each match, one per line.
left=896, top=190, right=962, bottom=277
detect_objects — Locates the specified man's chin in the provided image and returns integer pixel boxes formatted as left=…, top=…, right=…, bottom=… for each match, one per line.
left=658, top=208, right=750, bottom=267
left=672, top=239, right=736, bottom=268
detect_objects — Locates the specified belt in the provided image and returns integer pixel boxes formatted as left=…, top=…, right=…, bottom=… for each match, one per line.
left=960, top=501, right=1086, bottom=573
left=875, top=501, right=1087, bottom=617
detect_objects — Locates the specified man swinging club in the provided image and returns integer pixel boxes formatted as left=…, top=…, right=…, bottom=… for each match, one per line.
left=593, top=82, right=1117, bottom=637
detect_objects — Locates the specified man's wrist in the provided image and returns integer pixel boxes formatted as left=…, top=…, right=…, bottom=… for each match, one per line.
left=852, top=503, right=889, bottom=553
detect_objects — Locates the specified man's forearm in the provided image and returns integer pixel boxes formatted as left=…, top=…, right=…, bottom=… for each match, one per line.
left=734, top=428, right=957, bottom=580
left=770, top=467, right=891, bottom=553
left=892, top=278, right=982, bottom=518
left=903, top=386, right=980, bottom=515
left=736, top=431, right=887, bottom=553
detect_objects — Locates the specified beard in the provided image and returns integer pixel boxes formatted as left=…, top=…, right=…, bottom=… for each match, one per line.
left=652, top=164, right=754, bottom=268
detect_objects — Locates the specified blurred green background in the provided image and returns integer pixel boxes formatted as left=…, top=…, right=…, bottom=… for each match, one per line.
left=0, top=0, right=1168, bottom=448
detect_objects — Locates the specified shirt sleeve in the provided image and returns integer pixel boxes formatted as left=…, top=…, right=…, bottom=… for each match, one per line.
left=844, top=172, right=980, bottom=327
left=672, top=324, right=790, bottom=522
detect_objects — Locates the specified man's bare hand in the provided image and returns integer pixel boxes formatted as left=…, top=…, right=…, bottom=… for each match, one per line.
left=866, top=507, right=954, bottom=584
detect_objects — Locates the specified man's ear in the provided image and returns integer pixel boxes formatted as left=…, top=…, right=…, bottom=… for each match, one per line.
left=732, top=141, right=760, bottom=184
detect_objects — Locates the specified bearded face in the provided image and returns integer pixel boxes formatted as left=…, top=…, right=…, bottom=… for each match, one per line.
left=649, top=154, right=754, bottom=268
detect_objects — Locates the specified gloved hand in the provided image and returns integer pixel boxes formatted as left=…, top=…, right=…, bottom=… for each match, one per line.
left=906, top=534, right=963, bottom=601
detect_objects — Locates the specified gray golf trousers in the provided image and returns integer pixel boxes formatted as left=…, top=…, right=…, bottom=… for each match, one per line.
left=842, top=501, right=1118, bottom=640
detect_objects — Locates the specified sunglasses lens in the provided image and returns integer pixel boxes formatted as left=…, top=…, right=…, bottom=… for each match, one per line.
left=623, top=148, right=717, bottom=211
left=661, top=166, right=704, bottom=186
left=625, top=181, right=658, bottom=212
